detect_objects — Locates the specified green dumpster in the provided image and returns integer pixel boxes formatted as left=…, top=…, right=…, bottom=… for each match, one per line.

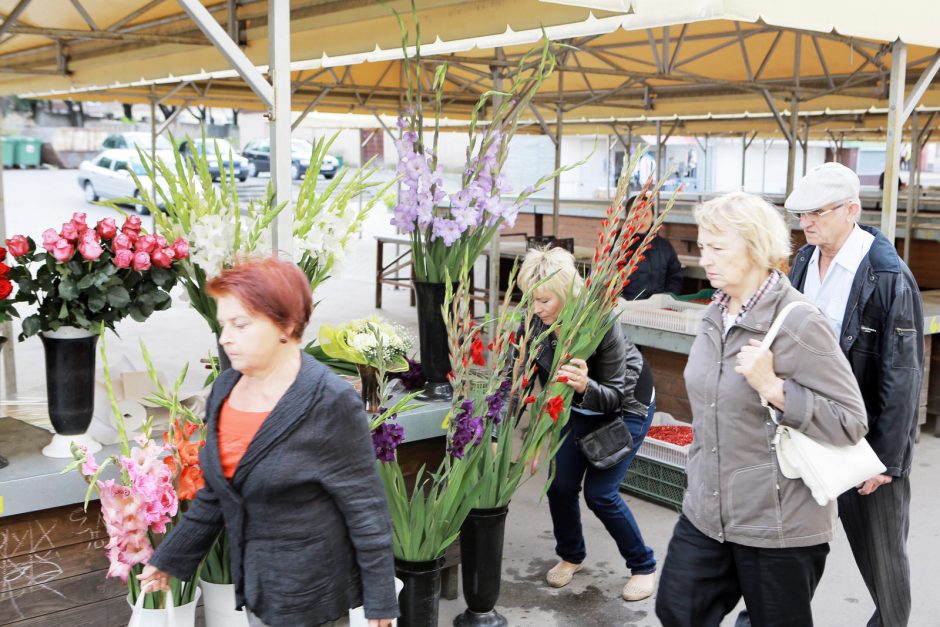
left=335, top=155, right=344, bottom=168
left=0, top=136, right=16, bottom=168
left=15, top=137, right=42, bottom=167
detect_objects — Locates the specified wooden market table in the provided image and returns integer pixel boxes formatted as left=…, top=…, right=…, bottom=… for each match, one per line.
left=0, top=397, right=453, bottom=625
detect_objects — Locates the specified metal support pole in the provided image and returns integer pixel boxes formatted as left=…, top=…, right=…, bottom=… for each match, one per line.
left=655, top=119, right=662, bottom=215
left=786, top=94, right=799, bottom=196
left=904, top=110, right=920, bottom=263
left=268, top=0, right=292, bottom=256
left=802, top=118, right=810, bottom=176
left=702, top=134, right=709, bottom=193
left=0, top=119, right=16, bottom=397
left=149, top=95, right=157, bottom=166
left=488, top=59, right=503, bottom=317
left=882, top=40, right=907, bottom=242
left=741, top=133, right=747, bottom=190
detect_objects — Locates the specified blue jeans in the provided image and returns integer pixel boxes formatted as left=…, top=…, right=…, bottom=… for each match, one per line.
left=546, top=402, right=657, bottom=575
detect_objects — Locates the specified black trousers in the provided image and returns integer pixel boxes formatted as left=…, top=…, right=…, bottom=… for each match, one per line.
left=838, top=477, right=912, bottom=627
left=656, top=515, right=829, bottom=627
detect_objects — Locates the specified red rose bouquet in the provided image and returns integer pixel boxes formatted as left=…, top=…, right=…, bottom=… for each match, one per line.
left=0, top=243, right=16, bottom=323
left=5, top=212, right=188, bottom=339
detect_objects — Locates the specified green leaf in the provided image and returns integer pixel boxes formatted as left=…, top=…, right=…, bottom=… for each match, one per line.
left=59, top=276, right=78, bottom=300
left=76, top=274, right=96, bottom=290
left=87, top=291, right=106, bottom=313
left=21, top=314, right=41, bottom=338
left=106, top=285, right=131, bottom=308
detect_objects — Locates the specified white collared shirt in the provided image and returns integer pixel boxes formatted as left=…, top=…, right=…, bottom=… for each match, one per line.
left=802, top=224, right=874, bottom=336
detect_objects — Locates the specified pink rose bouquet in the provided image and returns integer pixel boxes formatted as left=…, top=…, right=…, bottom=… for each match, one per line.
left=4, top=212, right=188, bottom=339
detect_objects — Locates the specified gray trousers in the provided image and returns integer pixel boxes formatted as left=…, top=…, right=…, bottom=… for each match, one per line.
left=838, top=476, right=912, bottom=627
left=247, top=610, right=344, bottom=627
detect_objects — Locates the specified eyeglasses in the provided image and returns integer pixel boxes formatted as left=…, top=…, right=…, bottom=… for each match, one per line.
left=788, top=202, right=847, bottom=220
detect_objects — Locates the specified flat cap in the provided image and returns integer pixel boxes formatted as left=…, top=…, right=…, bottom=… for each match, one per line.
left=784, top=162, right=860, bottom=212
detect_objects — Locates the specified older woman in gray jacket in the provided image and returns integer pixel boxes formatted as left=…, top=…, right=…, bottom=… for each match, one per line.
left=656, top=193, right=868, bottom=627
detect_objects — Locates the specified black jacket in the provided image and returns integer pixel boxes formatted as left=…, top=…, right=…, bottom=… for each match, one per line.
left=621, top=234, right=684, bottom=301
left=524, top=315, right=653, bottom=417
left=149, top=354, right=399, bottom=626
left=789, top=225, right=924, bottom=476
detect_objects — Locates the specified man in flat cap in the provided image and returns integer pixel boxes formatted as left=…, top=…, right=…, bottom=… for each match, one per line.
left=786, top=162, right=923, bottom=627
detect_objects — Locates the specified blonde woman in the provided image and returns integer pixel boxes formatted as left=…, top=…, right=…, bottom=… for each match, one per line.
left=655, top=193, right=868, bottom=627
left=516, top=246, right=657, bottom=602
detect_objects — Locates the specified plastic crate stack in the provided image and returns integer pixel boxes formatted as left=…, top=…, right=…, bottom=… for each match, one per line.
left=620, top=423, right=690, bottom=510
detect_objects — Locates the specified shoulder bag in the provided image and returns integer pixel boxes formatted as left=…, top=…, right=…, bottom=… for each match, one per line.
left=576, top=415, right=634, bottom=470
left=759, top=301, right=886, bottom=506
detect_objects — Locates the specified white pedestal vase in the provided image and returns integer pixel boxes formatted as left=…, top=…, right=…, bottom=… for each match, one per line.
left=200, top=579, right=249, bottom=627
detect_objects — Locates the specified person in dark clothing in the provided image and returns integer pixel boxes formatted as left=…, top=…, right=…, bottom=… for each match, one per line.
left=138, top=258, right=398, bottom=627
left=620, top=195, right=684, bottom=300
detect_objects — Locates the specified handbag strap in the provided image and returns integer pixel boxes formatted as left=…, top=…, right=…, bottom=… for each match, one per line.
left=756, top=300, right=817, bottom=418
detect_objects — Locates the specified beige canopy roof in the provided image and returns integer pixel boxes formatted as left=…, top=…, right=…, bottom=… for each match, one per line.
left=10, top=1, right=940, bottom=142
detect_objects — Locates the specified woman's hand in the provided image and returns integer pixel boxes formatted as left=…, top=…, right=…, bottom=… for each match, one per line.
left=735, top=339, right=785, bottom=408
left=368, top=619, right=394, bottom=626
left=137, top=564, right=171, bottom=593
left=558, top=358, right=590, bottom=394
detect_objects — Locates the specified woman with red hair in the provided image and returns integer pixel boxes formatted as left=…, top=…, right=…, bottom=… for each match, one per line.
left=139, top=257, right=398, bottom=627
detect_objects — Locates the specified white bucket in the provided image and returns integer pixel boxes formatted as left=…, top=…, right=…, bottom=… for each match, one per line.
left=349, top=577, right=404, bottom=627
left=199, top=579, right=249, bottom=627
left=127, top=588, right=201, bottom=627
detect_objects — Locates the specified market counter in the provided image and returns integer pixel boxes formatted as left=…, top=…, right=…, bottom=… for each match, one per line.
left=622, top=288, right=940, bottom=432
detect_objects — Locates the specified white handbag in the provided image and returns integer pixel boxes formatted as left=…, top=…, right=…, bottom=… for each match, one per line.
left=758, top=301, right=886, bottom=507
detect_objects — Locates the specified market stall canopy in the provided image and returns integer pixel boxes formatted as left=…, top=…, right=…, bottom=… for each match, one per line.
left=11, top=1, right=940, bottom=142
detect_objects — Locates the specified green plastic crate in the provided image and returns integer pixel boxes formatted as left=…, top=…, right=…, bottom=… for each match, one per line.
left=0, top=136, right=15, bottom=167
left=621, top=456, right=687, bottom=511
left=15, top=136, right=41, bottom=167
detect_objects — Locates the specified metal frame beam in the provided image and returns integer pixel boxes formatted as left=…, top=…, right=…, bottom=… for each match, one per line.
left=902, top=50, right=940, bottom=122
left=176, top=0, right=273, bottom=108
left=0, top=0, right=33, bottom=39
left=5, top=24, right=208, bottom=45
left=881, top=40, right=906, bottom=241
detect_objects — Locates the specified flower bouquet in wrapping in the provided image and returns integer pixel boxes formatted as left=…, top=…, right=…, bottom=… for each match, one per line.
left=66, top=334, right=206, bottom=609
left=439, top=146, right=678, bottom=509
left=0, top=244, right=16, bottom=323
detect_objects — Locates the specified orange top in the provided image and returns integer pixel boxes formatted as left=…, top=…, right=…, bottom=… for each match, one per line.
left=218, top=398, right=269, bottom=479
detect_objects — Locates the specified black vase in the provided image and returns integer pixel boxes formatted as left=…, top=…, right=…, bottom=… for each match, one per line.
left=413, top=281, right=453, bottom=401
left=454, top=506, right=510, bottom=627
left=40, top=327, right=101, bottom=458
left=395, top=556, right=446, bottom=627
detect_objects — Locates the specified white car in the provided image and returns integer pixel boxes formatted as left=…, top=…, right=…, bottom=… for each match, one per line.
left=77, top=149, right=173, bottom=214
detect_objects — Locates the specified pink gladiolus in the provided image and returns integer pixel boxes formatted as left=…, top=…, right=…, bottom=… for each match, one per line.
left=78, top=445, right=99, bottom=476
left=113, top=249, right=133, bottom=268
left=41, top=228, right=59, bottom=252
left=171, top=238, right=190, bottom=260
left=51, top=238, right=74, bottom=262
left=133, top=234, right=156, bottom=254
left=5, top=234, right=29, bottom=257
left=98, top=479, right=153, bottom=582
left=112, top=232, right=132, bottom=251
left=151, top=247, right=174, bottom=269
left=96, top=217, right=117, bottom=239
left=61, top=221, right=79, bottom=242
left=132, top=251, right=151, bottom=272
left=78, top=237, right=103, bottom=261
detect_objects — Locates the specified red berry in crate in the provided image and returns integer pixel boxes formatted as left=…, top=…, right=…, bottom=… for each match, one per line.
left=647, top=426, right=693, bottom=447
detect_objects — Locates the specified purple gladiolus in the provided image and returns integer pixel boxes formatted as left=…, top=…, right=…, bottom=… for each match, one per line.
left=373, top=421, right=405, bottom=462
left=432, top=218, right=463, bottom=246
left=448, top=399, right=482, bottom=459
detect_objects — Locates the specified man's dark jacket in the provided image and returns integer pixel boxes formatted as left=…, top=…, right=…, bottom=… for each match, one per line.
left=789, top=225, right=924, bottom=476
left=149, top=354, right=399, bottom=626
left=621, top=234, right=684, bottom=301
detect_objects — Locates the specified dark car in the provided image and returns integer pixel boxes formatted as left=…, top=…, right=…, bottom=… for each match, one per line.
left=242, top=138, right=338, bottom=180
left=178, top=138, right=249, bottom=182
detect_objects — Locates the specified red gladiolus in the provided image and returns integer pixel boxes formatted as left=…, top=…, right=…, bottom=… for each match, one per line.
left=6, top=235, right=29, bottom=257
left=586, top=277, right=591, bottom=288
left=177, top=465, right=205, bottom=501
left=447, top=369, right=455, bottom=381
left=546, top=395, right=565, bottom=422
left=557, top=375, right=568, bottom=383
left=509, top=331, right=516, bottom=344
left=523, top=395, right=536, bottom=404
left=470, top=338, right=486, bottom=366
left=522, top=376, right=530, bottom=387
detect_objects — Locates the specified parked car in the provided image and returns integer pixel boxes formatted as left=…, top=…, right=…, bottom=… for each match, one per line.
left=102, top=132, right=173, bottom=152
left=242, top=138, right=339, bottom=180
left=177, top=138, right=249, bottom=182
left=77, top=149, right=172, bottom=214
